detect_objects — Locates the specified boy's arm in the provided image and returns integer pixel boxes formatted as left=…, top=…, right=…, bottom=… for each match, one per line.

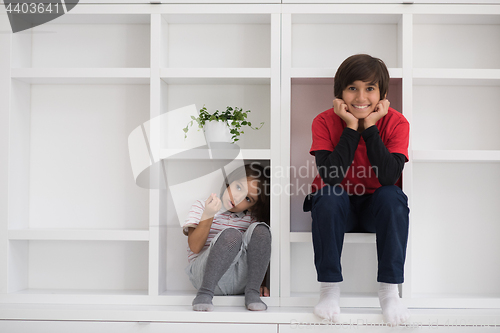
left=314, top=128, right=361, bottom=186
left=362, top=126, right=406, bottom=186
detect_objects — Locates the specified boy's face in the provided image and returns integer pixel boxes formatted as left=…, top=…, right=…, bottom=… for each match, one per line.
left=341, top=80, right=382, bottom=119
left=221, top=177, right=259, bottom=213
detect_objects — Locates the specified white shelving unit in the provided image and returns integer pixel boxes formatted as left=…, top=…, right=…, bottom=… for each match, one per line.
left=2, top=2, right=500, bottom=330
left=1, top=4, right=282, bottom=306
left=280, top=3, right=500, bottom=310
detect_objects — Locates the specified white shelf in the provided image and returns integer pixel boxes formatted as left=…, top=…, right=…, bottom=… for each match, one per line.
left=413, top=150, right=500, bottom=162
left=161, top=68, right=271, bottom=79
left=8, top=229, right=150, bottom=241
left=11, top=68, right=150, bottom=84
left=289, top=232, right=376, bottom=244
left=2, top=1, right=500, bottom=318
left=11, top=289, right=149, bottom=296
left=290, top=67, right=403, bottom=79
left=413, top=68, right=500, bottom=81
left=161, top=149, right=270, bottom=160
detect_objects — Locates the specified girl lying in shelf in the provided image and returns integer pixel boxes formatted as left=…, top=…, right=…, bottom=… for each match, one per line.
left=182, top=163, right=271, bottom=312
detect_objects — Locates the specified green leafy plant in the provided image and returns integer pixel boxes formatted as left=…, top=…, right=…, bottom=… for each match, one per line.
left=183, top=106, right=264, bottom=143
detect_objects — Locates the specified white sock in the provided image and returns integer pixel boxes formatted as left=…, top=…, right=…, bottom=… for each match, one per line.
left=313, top=282, right=341, bottom=322
left=378, top=282, right=410, bottom=326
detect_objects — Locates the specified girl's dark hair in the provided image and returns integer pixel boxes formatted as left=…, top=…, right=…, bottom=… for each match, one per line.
left=219, top=163, right=270, bottom=224
left=334, top=54, right=390, bottom=101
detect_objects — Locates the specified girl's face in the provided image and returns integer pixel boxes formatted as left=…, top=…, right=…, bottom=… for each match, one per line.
left=222, top=177, right=259, bottom=213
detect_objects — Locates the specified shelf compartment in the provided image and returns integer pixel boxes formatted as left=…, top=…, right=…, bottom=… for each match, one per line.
left=290, top=14, right=401, bottom=69
left=412, top=82, right=500, bottom=151
left=161, top=14, right=271, bottom=69
left=8, top=240, right=149, bottom=294
left=160, top=79, right=270, bottom=151
left=411, top=162, right=500, bottom=298
left=290, top=243, right=378, bottom=298
left=8, top=229, right=149, bottom=241
left=8, top=82, right=151, bottom=230
left=12, top=14, right=150, bottom=69
left=11, top=68, right=150, bottom=85
left=413, top=14, right=500, bottom=69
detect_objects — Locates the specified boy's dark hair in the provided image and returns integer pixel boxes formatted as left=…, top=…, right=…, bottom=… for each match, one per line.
left=334, top=54, right=390, bottom=101
left=220, top=163, right=270, bottom=224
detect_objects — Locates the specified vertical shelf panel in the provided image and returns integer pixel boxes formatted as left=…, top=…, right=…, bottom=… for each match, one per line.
left=400, top=12, right=414, bottom=299
left=280, top=13, right=293, bottom=300
left=0, top=11, right=11, bottom=294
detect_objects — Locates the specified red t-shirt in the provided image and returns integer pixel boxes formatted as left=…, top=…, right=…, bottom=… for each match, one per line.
left=310, top=107, right=409, bottom=195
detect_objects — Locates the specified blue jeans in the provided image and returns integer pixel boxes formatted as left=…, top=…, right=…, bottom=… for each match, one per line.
left=306, top=185, right=409, bottom=284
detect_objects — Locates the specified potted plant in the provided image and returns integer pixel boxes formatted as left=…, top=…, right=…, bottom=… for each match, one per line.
left=183, top=106, right=264, bottom=144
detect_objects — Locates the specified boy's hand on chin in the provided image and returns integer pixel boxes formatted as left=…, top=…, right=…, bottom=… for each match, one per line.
left=364, top=99, right=390, bottom=129
left=333, top=98, right=358, bottom=131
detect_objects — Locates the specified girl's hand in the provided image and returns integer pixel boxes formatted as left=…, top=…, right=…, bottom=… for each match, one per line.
left=364, top=99, right=390, bottom=129
left=204, top=193, right=221, bottom=218
left=260, top=286, right=270, bottom=297
left=333, top=98, right=358, bottom=131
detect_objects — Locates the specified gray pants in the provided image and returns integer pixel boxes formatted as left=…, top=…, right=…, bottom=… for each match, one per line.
left=185, top=222, right=270, bottom=295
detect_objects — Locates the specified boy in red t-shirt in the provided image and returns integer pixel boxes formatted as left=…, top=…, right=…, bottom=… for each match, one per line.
left=303, top=54, right=410, bottom=326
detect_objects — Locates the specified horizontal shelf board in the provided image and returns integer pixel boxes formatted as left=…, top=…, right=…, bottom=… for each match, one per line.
left=411, top=293, right=500, bottom=299
left=160, top=68, right=271, bottom=84
left=11, top=289, right=148, bottom=296
left=291, top=68, right=402, bottom=79
left=290, top=12, right=402, bottom=23
left=42, top=13, right=151, bottom=24
left=408, top=295, right=500, bottom=309
left=285, top=4, right=500, bottom=16
left=11, top=68, right=150, bottom=84
left=413, top=150, right=500, bottom=162
left=0, top=305, right=499, bottom=326
left=161, top=13, right=274, bottom=24
left=289, top=232, right=375, bottom=243
left=413, top=13, right=500, bottom=25
left=414, top=69, right=500, bottom=84
left=161, top=149, right=270, bottom=160
left=8, top=229, right=150, bottom=241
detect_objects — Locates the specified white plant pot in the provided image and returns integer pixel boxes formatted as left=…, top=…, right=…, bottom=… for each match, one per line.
left=203, top=121, right=233, bottom=144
